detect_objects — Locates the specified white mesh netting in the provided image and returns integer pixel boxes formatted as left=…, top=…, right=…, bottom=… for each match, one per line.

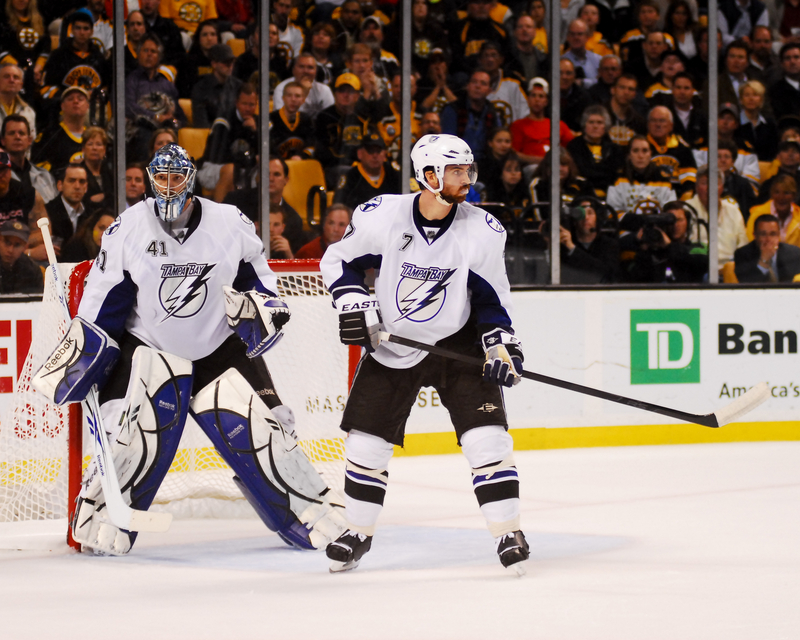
left=0, top=261, right=348, bottom=525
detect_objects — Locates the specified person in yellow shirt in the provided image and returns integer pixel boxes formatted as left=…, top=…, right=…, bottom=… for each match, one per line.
left=159, top=0, right=218, bottom=34
left=747, top=175, right=800, bottom=247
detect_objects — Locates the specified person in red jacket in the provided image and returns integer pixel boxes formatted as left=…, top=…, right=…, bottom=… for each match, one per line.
left=295, top=204, right=353, bottom=259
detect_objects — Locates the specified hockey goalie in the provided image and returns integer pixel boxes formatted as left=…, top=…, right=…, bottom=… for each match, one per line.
left=31, top=144, right=346, bottom=555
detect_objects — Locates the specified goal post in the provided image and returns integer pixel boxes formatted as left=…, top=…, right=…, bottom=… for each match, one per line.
left=0, top=259, right=352, bottom=549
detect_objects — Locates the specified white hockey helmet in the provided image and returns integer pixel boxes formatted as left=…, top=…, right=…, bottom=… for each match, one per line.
left=147, top=143, right=197, bottom=222
left=411, top=134, right=477, bottom=195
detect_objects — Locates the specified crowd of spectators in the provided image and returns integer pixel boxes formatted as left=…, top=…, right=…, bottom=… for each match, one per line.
left=3, top=0, right=800, bottom=290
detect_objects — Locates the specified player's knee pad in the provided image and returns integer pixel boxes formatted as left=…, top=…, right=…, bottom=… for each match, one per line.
left=190, top=369, right=346, bottom=550
left=271, top=404, right=296, bottom=440
left=32, top=317, right=119, bottom=405
left=71, top=347, right=194, bottom=555
left=461, top=426, right=520, bottom=536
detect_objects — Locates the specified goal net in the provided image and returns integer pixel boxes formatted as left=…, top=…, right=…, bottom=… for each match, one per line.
left=0, top=259, right=351, bottom=543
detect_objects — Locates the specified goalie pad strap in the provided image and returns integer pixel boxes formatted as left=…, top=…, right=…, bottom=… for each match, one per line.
left=32, top=317, right=120, bottom=405
left=191, top=368, right=346, bottom=550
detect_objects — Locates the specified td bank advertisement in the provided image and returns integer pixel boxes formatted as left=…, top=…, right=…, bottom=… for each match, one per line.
left=406, top=289, right=796, bottom=435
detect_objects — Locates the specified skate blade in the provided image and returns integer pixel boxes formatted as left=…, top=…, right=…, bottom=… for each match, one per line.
left=329, top=558, right=360, bottom=573
left=509, top=561, right=527, bottom=577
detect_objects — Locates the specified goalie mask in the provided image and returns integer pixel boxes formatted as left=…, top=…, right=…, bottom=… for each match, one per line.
left=411, top=134, right=477, bottom=200
left=147, top=143, right=197, bottom=222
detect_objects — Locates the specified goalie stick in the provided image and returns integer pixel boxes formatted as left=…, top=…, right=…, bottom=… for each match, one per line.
left=37, top=218, right=172, bottom=534
left=376, top=331, right=769, bottom=428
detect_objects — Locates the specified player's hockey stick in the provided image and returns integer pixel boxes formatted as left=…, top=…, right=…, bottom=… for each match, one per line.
left=37, top=219, right=172, bottom=533
left=376, top=331, right=769, bottom=428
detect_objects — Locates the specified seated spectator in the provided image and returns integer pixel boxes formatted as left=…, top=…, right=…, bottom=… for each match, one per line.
left=176, top=19, right=219, bottom=98
left=45, top=163, right=90, bottom=247
left=719, top=139, right=758, bottom=223
left=267, top=158, right=306, bottom=252
left=562, top=19, right=603, bottom=88
left=605, top=73, right=648, bottom=147
left=734, top=213, right=800, bottom=283
left=125, top=163, right=147, bottom=208
left=448, top=0, right=511, bottom=81
left=478, top=127, right=513, bottom=193
left=589, top=55, right=629, bottom=108
left=769, top=43, right=800, bottom=122
left=417, top=48, right=458, bottom=114
left=644, top=49, right=688, bottom=107
left=269, top=208, right=294, bottom=259
left=2, top=114, right=57, bottom=204
left=749, top=25, right=781, bottom=87
left=0, top=151, right=48, bottom=260
left=125, top=33, right=186, bottom=163
left=620, top=0, right=667, bottom=75
left=607, top=135, right=677, bottom=217
left=40, top=10, right=109, bottom=104
left=478, top=42, right=529, bottom=127
left=307, top=23, right=345, bottom=88
left=528, top=147, right=593, bottom=209
left=566, top=105, right=625, bottom=198
left=269, top=82, right=316, bottom=160
left=508, top=14, right=542, bottom=85
left=371, top=73, right=422, bottom=164
left=60, top=208, right=116, bottom=262
left=158, top=0, right=219, bottom=38
left=687, top=27, right=722, bottom=89
left=198, top=83, right=259, bottom=194
left=627, top=30, right=672, bottom=92
left=510, top=78, right=574, bottom=166
left=559, top=58, right=591, bottom=134
left=31, top=86, right=89, bottom=175
left=148, top=127, right=179, bottom=158
left=586, top=0, right=633, bottom=52
left=578, top=4, right=614, bottom=57
left=747, top=175, right=800, bottom=247
left=333, top=0, right=364, bottom=53
left=441, top=70, right=501, bottom=164
left=0, top=220, right=43, bottom=293
left=555, top=196, right=620, bottom=284
left=0, top=64, right=37, bottom=140
left=646, top=105, right=697, bottom=198
left=124, top=10, right=149, bottom=74
left=272, top=0, right=304, bottom=58
left=79, top=127, right=114, bottom=212
left=625, top=200, right=708, bottom=283
left=215, top=0, right=255, bottom=38
left=385, top=0, right=448, bottom=81
left=664, top=0, right=697, bottom=61
left=358, top=16, right=400, bottom=85
left=420, top=110, right=442, bottom=135
left=139, top=0, right=186, bottom=67
left=718, top=0, right=768, bottom=46
left=758, top=141, right=800, bottom=206
left=334, top=130, right=401, bottom=210
left=737, top=80, right=778, bottom=163
left=344, top=43, right=385, bottom=102
left=274, top=53, right=336, bottom=119
left=191, top=44, right=243, bottom=128
left=295, top=204, right=353, bottom=259
left=686, top=165, right=748, bottom=270
left=693, top=103, right=760, bottom=185
left=482, top=153, right=530, bottom=216
left=670, top=72, right=707, bottom=150
left=0, top=0, right=49, bottom=96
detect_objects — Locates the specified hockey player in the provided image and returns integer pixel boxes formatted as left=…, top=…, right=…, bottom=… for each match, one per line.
left=32, top=144, right=345, bottom=555
left=319, top=134, right=529, bottom=573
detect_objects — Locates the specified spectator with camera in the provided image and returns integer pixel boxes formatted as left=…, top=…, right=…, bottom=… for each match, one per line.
left=625, top=201, right=709, bottom=284
left=0, top=220, right=43, bottom=294
left=607, top=135, right=676, bottom=218
left=686, top=165, right=748, bottom=271
left=555, top=197, right=621, bottom=284
left=734, top=213, right=800, bottom=283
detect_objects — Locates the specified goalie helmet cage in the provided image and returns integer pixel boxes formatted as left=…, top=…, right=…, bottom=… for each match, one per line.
left=0, top=259, right=354, bottom=550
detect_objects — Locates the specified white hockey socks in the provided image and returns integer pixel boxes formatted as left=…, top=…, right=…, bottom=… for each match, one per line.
left=342, top=430, right=394, bottom=536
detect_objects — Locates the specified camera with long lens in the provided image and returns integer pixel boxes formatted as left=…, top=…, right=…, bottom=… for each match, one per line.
left=622, top=211, right=677, bottom=246
left=541, top=204, right=590, bottom=237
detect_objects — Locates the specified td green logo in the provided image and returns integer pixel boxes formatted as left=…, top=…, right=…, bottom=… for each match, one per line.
left=630, top=309, right=700, bottom=384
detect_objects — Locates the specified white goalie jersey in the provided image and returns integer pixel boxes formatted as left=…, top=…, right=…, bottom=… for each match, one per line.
left=78, top=197, right=279, bottom=361
left=320, top=193, right=515, bottom=369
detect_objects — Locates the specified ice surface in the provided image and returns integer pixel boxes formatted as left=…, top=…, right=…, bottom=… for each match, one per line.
left=2, top=441, right=799, bottom=640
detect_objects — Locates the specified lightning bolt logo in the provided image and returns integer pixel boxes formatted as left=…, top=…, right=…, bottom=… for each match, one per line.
left=394, top=267, right=456, bottom=323
left=158, top=263, right=215, bottom=321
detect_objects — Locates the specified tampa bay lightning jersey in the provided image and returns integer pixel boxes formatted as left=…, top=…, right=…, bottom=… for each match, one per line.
left=320, top=193, right=514, bottom=369
left=78, top=197, right=279, bottom=361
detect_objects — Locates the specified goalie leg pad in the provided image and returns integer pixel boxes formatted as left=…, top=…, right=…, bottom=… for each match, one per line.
left=190, top=368, right=346, bottom=550
left=32, top=317, right=120, bottom=405
left=71, top=347, right=194, bottom=554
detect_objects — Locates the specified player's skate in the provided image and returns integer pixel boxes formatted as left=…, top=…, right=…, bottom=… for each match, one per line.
left=326, top=529, right=373, bottom=573
left=496, top=530, right=529, bottom=575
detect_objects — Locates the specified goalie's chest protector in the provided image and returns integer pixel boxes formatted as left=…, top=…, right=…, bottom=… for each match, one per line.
left=321, top=193, right=513, bottom=369
left=79, top=198, right=276, bottom=361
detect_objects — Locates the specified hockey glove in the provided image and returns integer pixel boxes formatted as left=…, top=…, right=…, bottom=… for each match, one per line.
left=338, top=298, right=383, bottom=353
left=481, top=328, right=523, bottom=387
left=223, top=286, right=291, bottom=357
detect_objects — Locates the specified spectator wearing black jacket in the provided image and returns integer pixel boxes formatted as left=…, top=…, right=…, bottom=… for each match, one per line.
left=140, top=0, right=188, bottom=67
left=735, top=213, right=800, bottom=282
left=768, top=43, right=800, bottom=122
left=719, top=139, right=757, bottom=222
left=558, top=197, right=620, bottom=284
left=566, top=105, right=625, bottom=198
left=0, top=220, right=42, bottom=294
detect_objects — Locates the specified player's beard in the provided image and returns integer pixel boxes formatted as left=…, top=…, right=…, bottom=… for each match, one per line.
left=438, top=185, right=469, bottom=205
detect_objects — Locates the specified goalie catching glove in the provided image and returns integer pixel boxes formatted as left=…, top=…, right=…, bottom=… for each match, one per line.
left=481, top=328, right=523, bottom=387
left=338, top=297, right=383, bottom=353
left=223, top=286, right=290, bottom=357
